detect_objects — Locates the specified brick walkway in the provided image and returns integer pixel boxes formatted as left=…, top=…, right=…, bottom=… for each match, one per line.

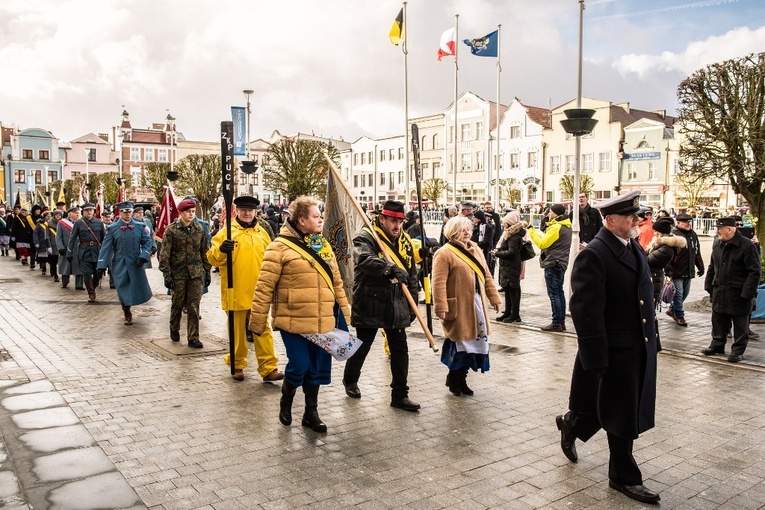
left=0, top=245, right=764, bottom=509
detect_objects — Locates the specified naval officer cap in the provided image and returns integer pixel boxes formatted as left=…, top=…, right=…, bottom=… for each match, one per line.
left=593, top=190, right=641, bottom=217
left=233, top=195, right=260, bottom=210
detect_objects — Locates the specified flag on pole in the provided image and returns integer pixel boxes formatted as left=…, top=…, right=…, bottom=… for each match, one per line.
left=437, top=28, right=456, bottom=61
left=231, top=107, right=246, bottom=156
left=14, top=190, right=21, bottom=208
left=95, top=183, right=104, bottom=219
left=323, top=162, right=366, bottom=303
left=389, top=8, right=404, bottom=45
left=155, top=186, right=178, bottom=240
left=57, top=184, right=65, bottom=205
left=463, top=29, right=498, bottom=57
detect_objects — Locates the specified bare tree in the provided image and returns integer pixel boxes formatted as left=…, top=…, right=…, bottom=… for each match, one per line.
left=558, top=174, right=594, bottom=200
left=263, top=139, right=339, bottom=201
left=141, top=162, right=171, bottom=203
left=421, top=178, right=448, bottom=207
left=499, top=178, right=522, bottom=204
left=175, top=154, right=222, bottom=220
left=678, top=51, right=765, bottom=243
left=674, top=167, right=716, bottom=210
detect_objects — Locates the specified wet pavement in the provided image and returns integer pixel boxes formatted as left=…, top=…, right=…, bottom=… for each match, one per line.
left=0, top=234, right=763, bottom=509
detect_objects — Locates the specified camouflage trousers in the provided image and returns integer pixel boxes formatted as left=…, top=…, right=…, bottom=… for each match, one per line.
left=169, top=277, right=203, bottom=341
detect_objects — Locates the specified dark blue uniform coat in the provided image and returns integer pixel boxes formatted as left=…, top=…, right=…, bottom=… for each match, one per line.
left=568, top=227, right=658, bottom=440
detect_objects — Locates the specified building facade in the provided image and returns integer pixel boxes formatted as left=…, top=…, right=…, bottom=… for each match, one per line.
left=1, top=126, right=65, bottom=207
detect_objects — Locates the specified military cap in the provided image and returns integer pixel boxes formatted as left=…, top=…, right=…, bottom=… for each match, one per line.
left=637, top=206, right=652, bottom=219
left=116, top=201, right=134, bottom=211
left=233, top=195, right=260, bottom=209
left=177, top=198, right=196, bottom=212
left=133, top=206, right=144, bottom=213
left=593, top=190, right=641, bottom=216
left=81, top=203, right=96, bottom=210
left=716, top=217, right=736, bottom=228
left=67, top=206, right=79, bottom=214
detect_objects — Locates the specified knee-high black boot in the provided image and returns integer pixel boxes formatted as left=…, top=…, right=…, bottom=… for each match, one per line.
left=301, top=384, right=327, bottom=433
left=279, top=381, right=298, bottom=426
left=458, top=367, right=473, bottom=396
left=445, top=370, right=462, bottom=396
left=509, top=286, right=522, bottom=322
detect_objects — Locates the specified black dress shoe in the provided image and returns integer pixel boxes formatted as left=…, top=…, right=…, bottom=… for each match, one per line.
left=343, top=379, right=361, bottom=398
left=391, top=397, right=420, bottom=412
left=188, top=339, right=204, bottom=348
left=170, top=330, right=180, bottom=342
left=496, top=312, right=510, bottom=321
left=608, top=480, right=660, bottom=504
left=728, top=353, right=743, bottom=363
left=701, top=347, right=724, bottom=356
left=503, top=317, right=521, bottom=323
left=555, top=415, right=578, bottom=462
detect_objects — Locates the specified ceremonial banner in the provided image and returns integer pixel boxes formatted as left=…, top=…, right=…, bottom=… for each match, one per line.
left=389, top=8, right=404, bottom=45
left=155, top=186, right=178, bottom=239
left=231, top=106, right=246, bottom=156
left=437, top=28, right=456, bottom=61
left=463, top=29, right=498, bottom=57
left=323, top=163, right=366, bottom=303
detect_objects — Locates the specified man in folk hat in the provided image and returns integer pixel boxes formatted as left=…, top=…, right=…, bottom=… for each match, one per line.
left=343, top=200, right=421, bottom=412
left=666, top=212, right=704, bottom=327
left=702, top=217, right=761, bottom=363
left=160, top=198, right=211, bottom=348
left=97, top=201, right=153, bottom=325
left=56, top=207, right=82, bottom=289
left=207, top=195, right=283, bottom=382
left=556, top=190, right=661, bottom=504
left=67, top=203, right=106, bottom=303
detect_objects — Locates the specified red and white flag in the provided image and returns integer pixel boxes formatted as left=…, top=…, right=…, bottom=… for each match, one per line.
left=95, top=183, right=104, bottom=218
left=155, top=186, right=178, bottom=239
left=437, top=28, right=456, bottom=61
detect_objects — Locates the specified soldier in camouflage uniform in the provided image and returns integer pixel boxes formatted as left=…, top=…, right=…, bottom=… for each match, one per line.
left=159, top=198, right=211, bottom=348
left=67, top=203, right=105, bottom=303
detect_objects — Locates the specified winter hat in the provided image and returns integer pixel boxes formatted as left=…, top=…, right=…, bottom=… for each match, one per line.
left=503, top=211, right=520, bottom=226
left=473, top=210, right=486, bottom=222
left=652, top=218, right=673, bottom=234
left=550, top=203, right=566, bottom=216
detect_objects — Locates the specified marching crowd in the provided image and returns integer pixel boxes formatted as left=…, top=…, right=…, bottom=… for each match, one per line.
left=1, top=191, right=762, bottom=504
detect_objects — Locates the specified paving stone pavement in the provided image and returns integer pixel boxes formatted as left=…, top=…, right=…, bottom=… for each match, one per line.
left=0, top=240, right=764, bottom=509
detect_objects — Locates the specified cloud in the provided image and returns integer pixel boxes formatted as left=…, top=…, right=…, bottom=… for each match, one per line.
left=613, top=25, right=765, bottom=78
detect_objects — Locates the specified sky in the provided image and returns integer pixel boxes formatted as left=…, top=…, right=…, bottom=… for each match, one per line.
left=1, top=0, right=764, bottom=145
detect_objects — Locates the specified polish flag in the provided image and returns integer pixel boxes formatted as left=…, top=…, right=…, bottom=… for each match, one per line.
left=437, top=28, right=456, bottom=61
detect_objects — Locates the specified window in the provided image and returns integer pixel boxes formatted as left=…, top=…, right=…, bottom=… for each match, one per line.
left=253, top=174, right=259, bottom=186
left=144, top=150, right=154, bottom=162
left=450, top=126, right=455, bottom=143
left=421, top=162, right=429, bottom=178
left=565, top=155, right=575, bottom=173
left=380, top=150, right=385, bottom=161
left=648, top=162, right=657, bottom=180
left=380, top=173, right=386, bottom=185
left=627, top=163, right=637, bottom=180
left=262, top=155, right=269, bottom=165
left=510, top=153, right=519, bottom=169
left=34, top=170, right=42, bottom=184
left=433, top=134, right=439, bottom=149
left=582, top=153, right=593, bottom=172
left=354, top=175, right=358, bottom=187
left=158, top=148, right=168, bottom=162
left=476, top=122, right=483, bottom=139
left=253, top=155, right=259, bottom=164
left=461, top=153, right=471, bottom=171
left=593, top=190, right=612, bottom=200
left=398, top=148, right=404, bottom=159
left=389, top=149, right=395, bottom=160
left=398, top=171, right=403, bottom=183
left=47, top=170, right=57, bottom=182
left=130, top=147, right=140, bottom=161
left=449, top=154, right=455, bottom=173
left=476, top=151, right=484, bottom=170
left=361, top=152, right=366, bottom=165
left=546, top=191, right=554, bottom=203
left=550, top=155, right=560, bottom=174
left=672, top=159, right=681, bottom=175
left=528, top=152, right=538, bottom=168
left=421, top=136, right=428, bottom=151
left=22, top=149, right=33, bottom=159
left=39, top=150, right=50, bottom=160
left=510, top=126, right=520, bottom=139
left=368, top=151, right=373, bottom=164
left=72, top=171, right=81, bottom=178
left=461, top=124, right=471, bottom=141
left=87, top=148, right=96, bottom=162
left=368, top=174, right=374, bottom=186
left=389, top=173, right=395, bottom=190
left=353, top=153, right=358, bottom=165
left=14, top=169, right=25, bottom=183
left=433, top=162, right=441, bottom=177
left=599, top=152, right=611, bottom=172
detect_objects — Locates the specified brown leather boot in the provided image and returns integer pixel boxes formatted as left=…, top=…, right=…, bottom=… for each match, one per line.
left=122, top=305, right=133, bottom=325
left=84, top=278, right=96, bottom=303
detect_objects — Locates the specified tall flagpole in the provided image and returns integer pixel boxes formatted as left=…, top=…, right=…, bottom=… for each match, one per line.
left=403, top=2, right=410, bottom=208
left=495, top=24, right=502, bottom=207
left=452, top=14, right=459, bottom=205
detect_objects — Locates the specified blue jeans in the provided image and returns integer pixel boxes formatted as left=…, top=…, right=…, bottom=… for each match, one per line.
left=670, top=277, right=692, bottom=318
left=544, top=267, right=566, bottom=326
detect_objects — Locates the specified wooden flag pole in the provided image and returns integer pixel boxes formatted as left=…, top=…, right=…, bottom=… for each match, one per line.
left=323, top=152, right=438, bottom=353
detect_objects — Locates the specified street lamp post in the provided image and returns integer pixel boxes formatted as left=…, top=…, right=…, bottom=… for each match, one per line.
left=243, top=89, right=255, bottom=196
left=166, top=112, right=176, bottom=180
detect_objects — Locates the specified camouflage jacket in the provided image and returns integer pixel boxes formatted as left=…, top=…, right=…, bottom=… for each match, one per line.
left=159, top=220, right=211, bottom=279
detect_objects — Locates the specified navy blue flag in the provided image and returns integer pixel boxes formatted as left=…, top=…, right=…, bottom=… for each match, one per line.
left=463, top=29, right=498, bottom=57
left=230, top=106, right=246, bottom=156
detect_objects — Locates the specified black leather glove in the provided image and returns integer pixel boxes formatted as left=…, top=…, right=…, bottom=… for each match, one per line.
left=419, top=248, right=428, bottom=260
left=137, top=257, right=148, bottom=267
left=390, top=267, right=408, bottom=284
left=697, top=269, right=704, bottom=277
left=164, top=276, right=174, bottom=289
left=204, top=272, right=211, bottom=287
left=97, top=268, right=106, bottom=279
left=59, top=249, right=66, bottom=256
left=151, top=246, right=157, bottom=255
left=219, top=239, right=235, bottom=253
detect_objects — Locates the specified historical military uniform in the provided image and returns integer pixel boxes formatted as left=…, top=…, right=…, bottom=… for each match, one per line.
left=67, top=203, right=105, bottom=302
left=57, top=208, right=82, bottom=289
left=159, top=199, right=211, bottom=348
left=97, top=202, right=153, bottom=325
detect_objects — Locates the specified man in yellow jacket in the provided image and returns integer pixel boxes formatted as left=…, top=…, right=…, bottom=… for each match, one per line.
left=207, top=196, right=283, bottom=382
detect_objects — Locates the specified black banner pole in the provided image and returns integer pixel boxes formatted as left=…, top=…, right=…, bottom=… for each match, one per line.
left=411, top=123, right=433, bottom=332
left=221, top=121, right=235, bottom=375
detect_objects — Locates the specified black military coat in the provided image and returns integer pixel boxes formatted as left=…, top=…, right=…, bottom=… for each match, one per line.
left=704, top=231, right=761, bottom=316
left=568, top=227, right=658, bottom=440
